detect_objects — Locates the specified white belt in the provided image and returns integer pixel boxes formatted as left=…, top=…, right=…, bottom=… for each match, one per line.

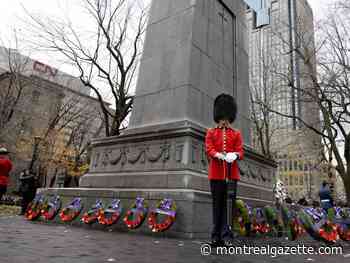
left=321, top=199, right=330, bottom=202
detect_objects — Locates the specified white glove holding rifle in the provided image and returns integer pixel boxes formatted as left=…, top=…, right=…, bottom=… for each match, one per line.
left=225, top=152, right=238, bottom=163
left=214, top=152, right=226, bottom=161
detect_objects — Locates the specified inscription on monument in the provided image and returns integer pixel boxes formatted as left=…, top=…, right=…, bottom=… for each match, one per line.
left=89, top=141, right=272, bottom=187
left=210, top=0, right=235, bottom=95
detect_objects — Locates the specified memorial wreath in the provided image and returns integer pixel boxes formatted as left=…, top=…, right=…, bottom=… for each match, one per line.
left=98, top=199, right=123, bottom=226
left=41, top=195, right=61, bottom=220
left=25, top=194, right=45, bottom=221
left=148, top=198, right=176, bottom=232
left=232, top=200, right=251, bottom=236
left=123, top=197, right=148, bottom=229
left=59, top=198, right=83, bottom=222
left=82, top=200, right=103, bottom=224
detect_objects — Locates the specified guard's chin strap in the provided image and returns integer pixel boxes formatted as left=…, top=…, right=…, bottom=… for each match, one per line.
left=217, top=120, right=231, bottom=129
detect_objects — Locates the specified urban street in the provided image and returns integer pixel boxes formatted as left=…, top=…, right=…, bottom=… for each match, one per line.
left=0, top=215, right=349, bottom=263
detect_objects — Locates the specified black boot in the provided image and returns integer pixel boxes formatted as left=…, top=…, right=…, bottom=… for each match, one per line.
left=222, top=225, right=236, bottom=246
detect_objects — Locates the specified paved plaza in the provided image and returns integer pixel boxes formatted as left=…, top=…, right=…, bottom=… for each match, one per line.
left=0, top=215, right=350, bottom=263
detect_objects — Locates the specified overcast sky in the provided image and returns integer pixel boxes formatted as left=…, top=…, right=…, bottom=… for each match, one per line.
left=308, top=0, right=330, bottom=18
left=0, top=0, right=333, bottom=72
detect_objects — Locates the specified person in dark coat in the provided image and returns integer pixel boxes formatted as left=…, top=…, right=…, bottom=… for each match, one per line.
left=285, top=196, right=293, bottom=204
left=319, top=181, right=333, bottom=213
left=19, top=169, right=38, bottom=215
left=312, top=200, right=320, bottom=208
left=205, top=94, right=244, bottom=246
left=297, top=196, right=308, bottom=206
left=0, top=148, right=13, bottom=202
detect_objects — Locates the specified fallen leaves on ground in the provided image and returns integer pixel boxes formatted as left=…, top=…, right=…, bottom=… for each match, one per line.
left=0, top=205, right=20, bottom=216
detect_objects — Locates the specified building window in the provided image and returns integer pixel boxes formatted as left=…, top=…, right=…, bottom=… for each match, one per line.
left=283, top=160, right=287, bottom=171
left=19, top=119, right=27, bottom=134
left=32, top=90, right=41, bottom=104
left=19, top=117, right=32, bottom=134
left=299, top=162, right=303, bottom=171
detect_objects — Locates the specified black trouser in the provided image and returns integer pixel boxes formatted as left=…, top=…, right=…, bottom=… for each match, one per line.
left=210, top=179, right=238, bottom=241
left=21, top=191, right=36, bottom=214
left=210, top=180, right=228, bottom=240
left=229, top=180, right=238, bottom=203
left=0, top=185, right=7, bottom=202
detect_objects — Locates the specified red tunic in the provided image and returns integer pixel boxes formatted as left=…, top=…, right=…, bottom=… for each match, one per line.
left=0, top=157, right=12, bottom=186
left=205, top=127, right=244, bottom=181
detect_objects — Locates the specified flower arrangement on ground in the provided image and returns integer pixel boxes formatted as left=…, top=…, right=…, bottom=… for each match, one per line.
left=123, top=197, right=148, bottom=229
left=59, top=198, right=83, bottom=222
left=148, top=198, right=176, bottom=232
left=98, top=199, right=123, bottom=226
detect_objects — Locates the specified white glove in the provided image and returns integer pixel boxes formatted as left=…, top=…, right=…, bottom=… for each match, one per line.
left=225, top=152, right=238, bottom=163
left=214, top=152, right=226, bottom=161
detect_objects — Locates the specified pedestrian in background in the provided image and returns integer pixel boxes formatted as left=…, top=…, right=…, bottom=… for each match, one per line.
left=319, top=181, right=333, bottom=213
left=297, top=196, right=308, bottom=206
left=19, top=169, right=37, bottom=215
left=0, top=147, right=13, bottom=202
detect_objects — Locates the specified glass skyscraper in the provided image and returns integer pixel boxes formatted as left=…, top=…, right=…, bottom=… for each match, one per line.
left=246, top=0, right=325, bottom=201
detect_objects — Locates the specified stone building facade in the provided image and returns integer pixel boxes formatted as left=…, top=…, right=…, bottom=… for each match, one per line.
left=0, top=47, right=105, bottom=192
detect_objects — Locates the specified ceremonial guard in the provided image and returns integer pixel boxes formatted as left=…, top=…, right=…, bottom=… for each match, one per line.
left=205, top=94, right=244, bottom=246
left=0, top=147, right=13, bottom=201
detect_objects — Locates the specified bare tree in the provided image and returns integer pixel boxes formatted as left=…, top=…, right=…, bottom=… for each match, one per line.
left=249, top=34, right=281, bottom=159
left=17, top=93, right=103, bottom=187
left=25, top=0, right=148, bottom=137
left=54, top=114, right=104, bottom=187
left=0, top=38, right=30, bottom=139
left=253, top=0, right=350, bottom=204
left=338, top=1, right=350, bottom=10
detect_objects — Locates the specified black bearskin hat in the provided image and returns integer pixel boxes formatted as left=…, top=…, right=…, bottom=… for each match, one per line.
left=213, top=93, right=237, bottom=123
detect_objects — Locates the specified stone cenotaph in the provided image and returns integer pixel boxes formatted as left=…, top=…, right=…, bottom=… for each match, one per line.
left=43, top=0, right=276, bottom=238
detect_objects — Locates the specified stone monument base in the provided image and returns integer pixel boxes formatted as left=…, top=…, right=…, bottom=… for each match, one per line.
left=38, top=186, right=273, bottom=239
left=79, top=121, right=275, bottom=199
left=38, top=121, right=276, bottom=239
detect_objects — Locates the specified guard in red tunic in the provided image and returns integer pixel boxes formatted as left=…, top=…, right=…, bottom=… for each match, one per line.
left=205, top=94, right=244, bottom=246
left=0, top=147, right=13, bottom=202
